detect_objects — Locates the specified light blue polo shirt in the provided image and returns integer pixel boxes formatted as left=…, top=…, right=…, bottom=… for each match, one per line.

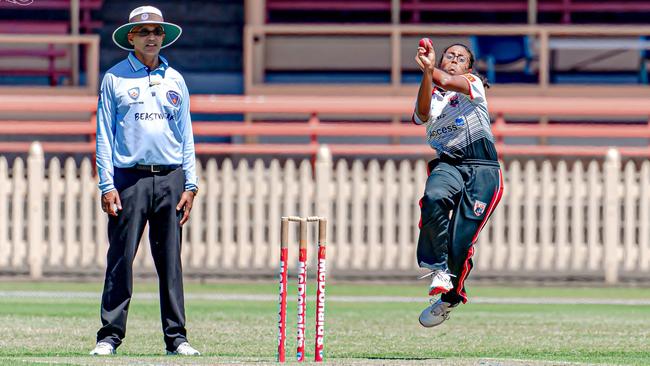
left=96, top=53, right=198, bottom=195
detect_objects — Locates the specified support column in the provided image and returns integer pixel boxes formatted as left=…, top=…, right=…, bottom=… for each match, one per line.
left=528, top=0, right=537, bottom=25
left=245, top=0, right=266, bottom=93
left=71, top=0, right=80, bottom=86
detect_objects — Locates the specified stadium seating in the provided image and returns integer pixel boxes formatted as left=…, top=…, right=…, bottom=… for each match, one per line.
left=3, top=94, right=650, bottom=159
left=0, top=0, right=103, bottom=86
left=1, top=0, right=650, bottom=159
left=404, top=0, right=650, bottom=24
left=539, top=0, right=650, bottom=24
left=244, top=24, right=650, bottom=94
left=0, top=0, right=103, bottom=33
left=0, top=21, right=70, bottom=86
left=639, top=36, right=650, bottom=84
left=266, top=0, right=650, bottom=24
left=98, top=0, right=243, bottom=95
left=470, top=36, right=534, bottom=84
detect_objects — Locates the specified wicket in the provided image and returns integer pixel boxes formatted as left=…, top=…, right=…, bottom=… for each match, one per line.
left=277, top=216, right=327, bottom=362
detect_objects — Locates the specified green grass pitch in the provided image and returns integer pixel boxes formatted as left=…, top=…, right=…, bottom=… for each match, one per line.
left=0, top=281, right=649, bottom=365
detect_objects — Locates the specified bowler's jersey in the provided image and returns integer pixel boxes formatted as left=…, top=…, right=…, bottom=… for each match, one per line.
left=96, top=53, right=198, bottom=194
left=413, top=74, right=497, bottom=162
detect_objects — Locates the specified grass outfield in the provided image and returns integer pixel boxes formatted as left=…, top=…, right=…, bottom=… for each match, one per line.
left=0, top=281, right=649, bottom=365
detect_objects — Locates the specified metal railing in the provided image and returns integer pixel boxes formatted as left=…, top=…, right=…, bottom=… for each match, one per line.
left=0, top=34, right=100, bottom=95
left=243, top=24, right=650, bottom=95
left=2, top=94, right=650, bottom=156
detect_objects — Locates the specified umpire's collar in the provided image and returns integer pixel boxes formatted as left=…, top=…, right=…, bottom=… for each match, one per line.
left=127, top=52, right=169, bottom=72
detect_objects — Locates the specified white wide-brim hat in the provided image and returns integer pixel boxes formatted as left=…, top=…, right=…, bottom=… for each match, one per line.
left=112, top=5, right=182, bottom=51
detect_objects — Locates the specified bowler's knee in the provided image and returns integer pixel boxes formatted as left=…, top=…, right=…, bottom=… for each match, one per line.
left=421, top=187, right=452, bottom=211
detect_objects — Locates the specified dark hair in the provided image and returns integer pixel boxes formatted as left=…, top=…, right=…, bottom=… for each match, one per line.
left=439, top=43, right=490, bottom=89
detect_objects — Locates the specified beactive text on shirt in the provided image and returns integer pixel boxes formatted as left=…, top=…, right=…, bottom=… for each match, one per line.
left=134, top=112, right=175, bottom=121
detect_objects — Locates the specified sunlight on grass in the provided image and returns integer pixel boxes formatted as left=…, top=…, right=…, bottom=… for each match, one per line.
left=0, top=282, right=648, bottom=365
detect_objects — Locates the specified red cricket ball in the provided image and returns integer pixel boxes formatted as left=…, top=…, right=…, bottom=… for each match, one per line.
left=419, top=38, right=432, bottom=49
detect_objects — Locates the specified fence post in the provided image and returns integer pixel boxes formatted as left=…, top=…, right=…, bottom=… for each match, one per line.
left=315, top=143, right=332, bottom=266
left=315, top=145, right=332, bottom=219
left=604, top=148, right=620, bottom=284
left=27, top=141, right=44, bottom=279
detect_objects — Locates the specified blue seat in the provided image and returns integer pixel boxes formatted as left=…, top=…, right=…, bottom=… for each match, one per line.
left=639, top=36, right=650, bottom=84
left=470, top=36, right=533, bottom=83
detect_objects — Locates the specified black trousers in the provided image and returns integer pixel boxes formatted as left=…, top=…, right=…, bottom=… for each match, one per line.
left=96, top=167, right=187, bottom=352
left=417, top=159, right=503, bottom=304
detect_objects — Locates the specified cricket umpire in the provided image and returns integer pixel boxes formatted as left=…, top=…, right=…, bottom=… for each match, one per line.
left=90, top=5, right=200, bottom=356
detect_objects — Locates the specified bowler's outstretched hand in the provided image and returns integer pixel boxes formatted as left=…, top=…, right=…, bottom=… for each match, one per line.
left=416, top=37, right=435, bottom=72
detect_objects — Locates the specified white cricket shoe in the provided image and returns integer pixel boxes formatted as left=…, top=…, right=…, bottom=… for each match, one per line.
left=167, top=342, right=201, bottom=356
left=419, top=298, right=458, bottom=328
left=420, top=270, right=454, bottom=295
left=89, top=341, right=115, bottom=355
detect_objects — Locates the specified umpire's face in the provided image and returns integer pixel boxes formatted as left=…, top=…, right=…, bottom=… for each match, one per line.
left=128, top=25, right=165, bottom=57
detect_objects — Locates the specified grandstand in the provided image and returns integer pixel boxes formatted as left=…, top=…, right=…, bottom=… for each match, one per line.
left=0, top=0, right=649, bottom=286
left=0, top=0, right=647, bottom=158
left=0, top=0, right=242, bottom=93
left=266, top=0, right=650, bottom=24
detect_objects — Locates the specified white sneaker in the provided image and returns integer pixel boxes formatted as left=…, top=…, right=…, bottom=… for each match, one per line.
left=167, top=342, right=201, bottom=356
left=419, top=298, right=458, bottom=328
left=89, top=341, right=115, bottom=355
left=420, top=270, right=454, bottom=295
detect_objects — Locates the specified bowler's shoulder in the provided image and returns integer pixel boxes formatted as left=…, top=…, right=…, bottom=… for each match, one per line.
left=463, top=73, right=476, bottom=80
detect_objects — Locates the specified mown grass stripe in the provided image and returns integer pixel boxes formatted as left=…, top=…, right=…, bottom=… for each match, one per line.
left=2, top=290, right=650, bottom=305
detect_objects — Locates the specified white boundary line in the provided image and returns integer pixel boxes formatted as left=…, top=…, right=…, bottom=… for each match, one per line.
left=2, top=291, right=650, bottom=305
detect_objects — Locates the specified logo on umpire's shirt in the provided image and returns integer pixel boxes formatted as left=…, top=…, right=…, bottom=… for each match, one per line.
left=128, top=87, right=139, bottom=100
left=474, top=200, right=487, bottom=216
left=166, top=90, right=181, bottom=107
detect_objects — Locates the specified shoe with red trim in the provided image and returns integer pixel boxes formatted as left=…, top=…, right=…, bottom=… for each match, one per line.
left=420, top=270, right=454, bottom=295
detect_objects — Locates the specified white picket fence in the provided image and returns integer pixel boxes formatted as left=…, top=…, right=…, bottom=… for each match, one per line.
left=1, top=143, right=649, bottom=283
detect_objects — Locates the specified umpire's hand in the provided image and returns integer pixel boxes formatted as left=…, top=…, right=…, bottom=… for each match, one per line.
left=101, top=190, right=122, bottom=216
left=176, top=191, right=195, bottom=226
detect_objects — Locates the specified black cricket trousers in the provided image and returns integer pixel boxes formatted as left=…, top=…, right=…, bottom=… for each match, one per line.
left=96, top=166, right=188, bottom=352
left=417, top=159, right=503, bottom=305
